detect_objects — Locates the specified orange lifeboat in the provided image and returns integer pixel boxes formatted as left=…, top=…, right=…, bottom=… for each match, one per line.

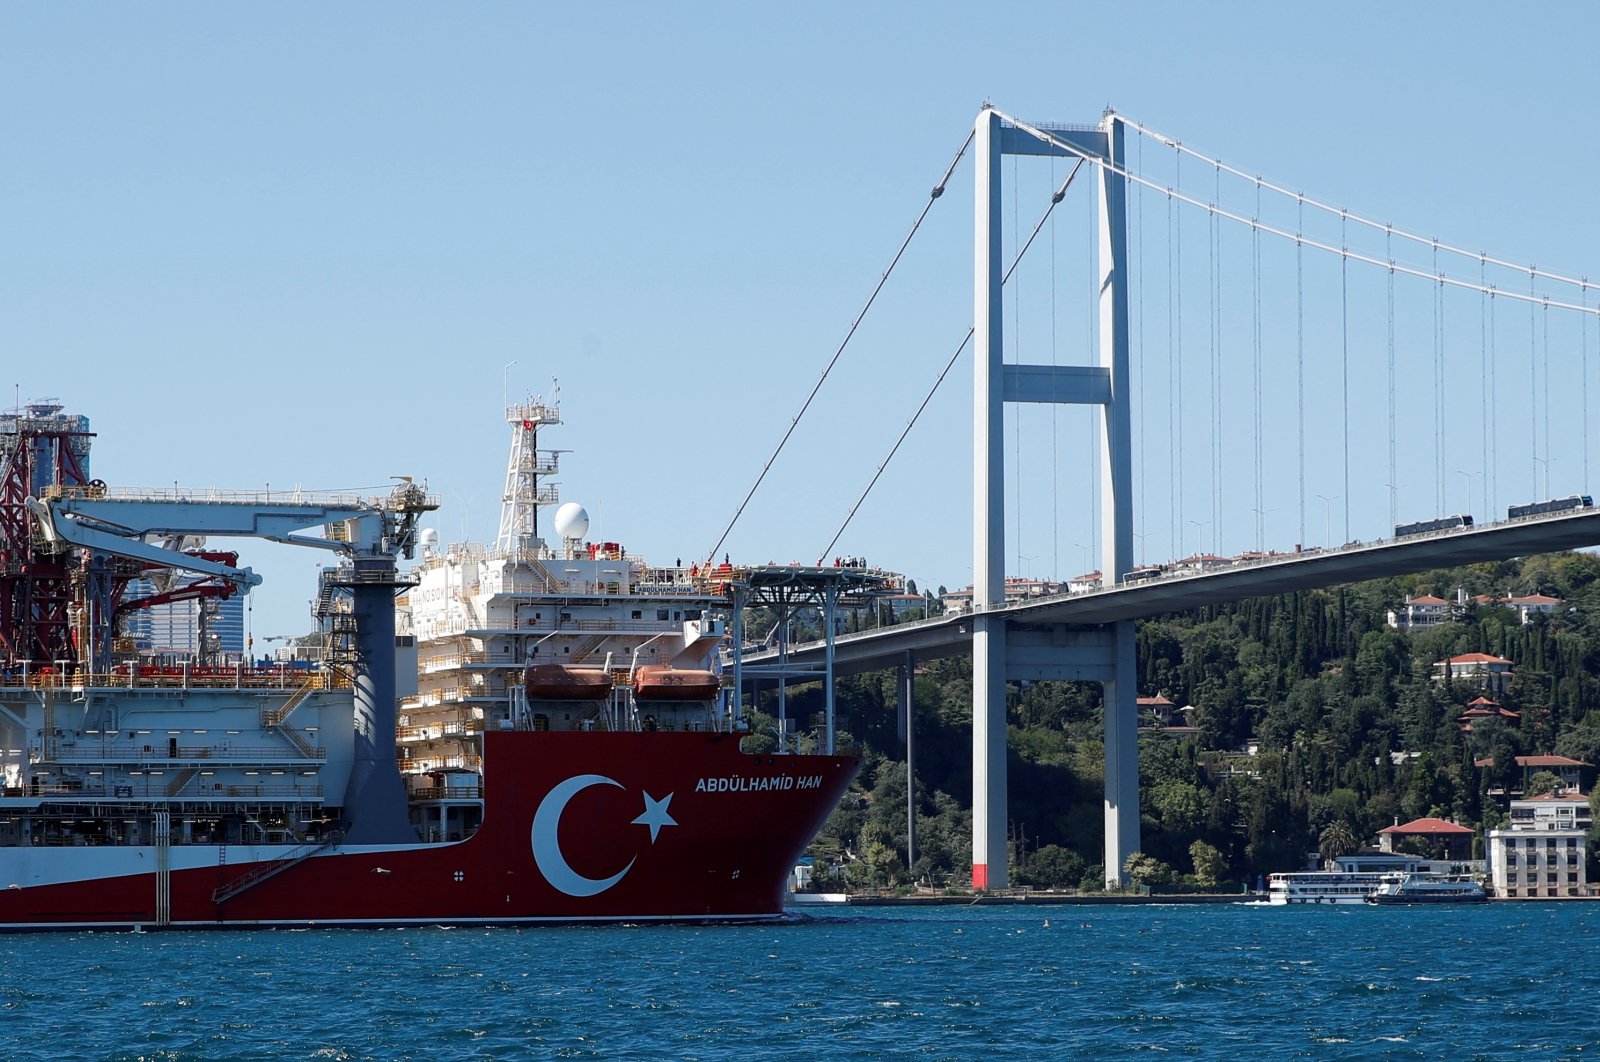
left=523, top=664, right=614, bottom=701
left=632, top=664, right=720, bottom=702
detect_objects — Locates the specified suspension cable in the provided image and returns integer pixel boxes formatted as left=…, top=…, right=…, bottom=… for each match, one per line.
left=1252, top=184, right=1263, bottom=552
left=705, top=129, right=975, bottom=565
left=1490, top=287, right=1499, bottom=513
left=1531, top=274, right=1541, bottom=495
left=1440, top=241, right=1452, bottom=515
left=1210, top=163, right=1221, bottom=555
left=1341, top=212, right=1350, bottom=543
left=815, top=159, right=1087, bottom=564
left=1388, top=229, right=1398, bottom=526
left=1135, top=135, right=1146, bottom=564
left=991, top=109, right=1600, bottom=315
left=1297, top=198, right=1305, bottom=547
left=1051, top=156, right=1060, bottom=577
left=1117, top=113, right=1595, bottom=293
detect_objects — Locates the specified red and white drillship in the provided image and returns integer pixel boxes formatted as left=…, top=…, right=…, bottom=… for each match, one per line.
left=0, top=395, right=858, bottom=929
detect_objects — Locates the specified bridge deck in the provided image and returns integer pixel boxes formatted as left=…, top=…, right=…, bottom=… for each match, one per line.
left=742, top=508, right=1600, bottom=678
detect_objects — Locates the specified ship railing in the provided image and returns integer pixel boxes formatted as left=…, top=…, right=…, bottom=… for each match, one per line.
left=400, top=753, right=483, bottom=773
left=408, top=785, right=485, bottom=801
left=15, top=666, right=341, bottom=692
left=222, top=784, right=324, bottom=798
left=397, top=719, right=484, bottom=742
left=6, top=781, right=324, bottom=800
left=47, top=745, right=326, bottom=764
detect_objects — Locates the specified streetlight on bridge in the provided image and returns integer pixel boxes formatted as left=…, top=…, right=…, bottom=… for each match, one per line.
left=1315, top=494, right=1340, bottom=548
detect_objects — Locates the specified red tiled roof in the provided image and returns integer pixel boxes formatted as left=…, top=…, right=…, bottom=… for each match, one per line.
left=1509, top=594, right=1561, bottom=605
left=1137, top=695, right=1175, bottom=706
left=1466, top=696, right=1500, bottom=707
left=1443, top=653, right=1512, bottom=665
left=1473, top=757, right=1494, bottom=768
left=1517, top=755, right=1591, bottom=768
left=1409, top=595, right=1449, bottom=605
left=1378, top=817, right=1473, bottom=835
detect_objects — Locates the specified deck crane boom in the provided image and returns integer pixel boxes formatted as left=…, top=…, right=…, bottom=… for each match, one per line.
left=25, top=480, right=438, bottom=844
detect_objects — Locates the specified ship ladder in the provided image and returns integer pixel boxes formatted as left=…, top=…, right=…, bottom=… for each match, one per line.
left=211, top=836, right=339, bottom=906
left=165, top=765, right=202, bottom=797
left=568, top=634, right=610, bottom=664
left=262, top=678, right=319, bottom=728
left=154, top=811, right=172, bottom=928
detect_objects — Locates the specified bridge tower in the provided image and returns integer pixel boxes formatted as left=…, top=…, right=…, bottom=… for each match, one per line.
left=971, top=107, right=1137, bottom=889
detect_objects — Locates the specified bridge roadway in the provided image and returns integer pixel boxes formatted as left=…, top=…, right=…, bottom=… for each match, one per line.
left=743, top=507, right=1600, bottom=680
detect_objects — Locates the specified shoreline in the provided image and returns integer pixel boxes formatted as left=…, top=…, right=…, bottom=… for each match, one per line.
left=792, top=891, right=1257, bottom=907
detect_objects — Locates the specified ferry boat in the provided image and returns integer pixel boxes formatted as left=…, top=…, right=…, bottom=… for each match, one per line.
left=1366, top=872, right=1488, bottom=905
left=0, top=397, right=859, bottom=930
left=1266, top=871, right=1390, bottom=904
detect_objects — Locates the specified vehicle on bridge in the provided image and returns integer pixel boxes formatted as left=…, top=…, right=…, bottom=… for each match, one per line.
left=1395, top=514, right=1474, bottom=538
left=1508, top=495, right=1593, bottom=520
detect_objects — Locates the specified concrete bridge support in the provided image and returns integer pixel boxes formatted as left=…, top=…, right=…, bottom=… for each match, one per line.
left=972, top=106, right=1137, bottom=888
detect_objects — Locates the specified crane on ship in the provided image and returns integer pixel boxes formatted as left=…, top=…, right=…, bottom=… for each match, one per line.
left=23, top=479, right=438, bottom=843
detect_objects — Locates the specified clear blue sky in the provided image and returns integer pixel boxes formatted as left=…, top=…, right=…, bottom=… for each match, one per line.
left=6, top=4, right=1599, bottom=639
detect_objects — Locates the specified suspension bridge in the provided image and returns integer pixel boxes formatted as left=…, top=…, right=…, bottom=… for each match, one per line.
left=715, top=104, right=1600, bottom=890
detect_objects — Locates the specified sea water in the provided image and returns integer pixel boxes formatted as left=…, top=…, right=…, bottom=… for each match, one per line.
left=4, top=902, right=1597, bottom=1059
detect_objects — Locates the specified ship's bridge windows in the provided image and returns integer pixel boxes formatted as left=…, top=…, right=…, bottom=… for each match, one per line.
left=632, top=610, right=642, bottom=620
left=657, top=609, right=669, bottom=621
left=560, top=612, right=572, bottom=622
left=685, top=609, right=702, bottom=620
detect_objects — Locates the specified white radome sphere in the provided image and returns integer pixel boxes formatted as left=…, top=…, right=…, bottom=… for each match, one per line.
left=418, top=528, right=440, bottom=554
left=553, top=502, right=590, bottom=540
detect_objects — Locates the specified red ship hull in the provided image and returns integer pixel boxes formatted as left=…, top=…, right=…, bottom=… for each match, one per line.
left=0, top=732, right=858, bottom=930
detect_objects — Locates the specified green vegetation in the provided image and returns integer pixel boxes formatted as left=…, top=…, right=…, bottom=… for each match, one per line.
left=760, top=552, right=1600, bottom=890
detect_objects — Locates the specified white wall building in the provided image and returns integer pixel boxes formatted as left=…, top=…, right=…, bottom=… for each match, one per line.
left=1487, top=791, right=1591, bottom=898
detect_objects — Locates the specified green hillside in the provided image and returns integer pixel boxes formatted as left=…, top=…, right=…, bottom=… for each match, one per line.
left=756, top=551, right=1600, bottom=889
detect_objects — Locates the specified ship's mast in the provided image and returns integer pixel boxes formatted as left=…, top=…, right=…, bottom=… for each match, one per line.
left=495, top=389, right=562, bottom=554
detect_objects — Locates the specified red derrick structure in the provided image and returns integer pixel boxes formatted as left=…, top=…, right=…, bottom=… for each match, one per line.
left=0, top=402, right=94, bottom=666
left=0, top=402, right=238, bottom=669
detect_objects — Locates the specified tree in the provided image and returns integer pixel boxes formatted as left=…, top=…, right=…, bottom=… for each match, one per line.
left=1018, top=844, right=1085, bottom=889
left=1189, top=840, right=1227, bottom=887
left=1525, top=769, right=1565, bottom=797
left=1123, top=852, right=1176, bottom=886
left=1318, top=820, right=1357, bottom=869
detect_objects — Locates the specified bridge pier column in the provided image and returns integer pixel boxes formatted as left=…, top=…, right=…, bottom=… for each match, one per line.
left=1103, top=619, right=1139, bottom=886
left=900, top=649, right=916, bottom=876
left=972, top=618, right=1007, bottom=888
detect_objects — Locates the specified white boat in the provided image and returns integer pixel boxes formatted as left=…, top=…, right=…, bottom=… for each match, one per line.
left=1366, top=872, right=1487, bottom=904
left=1266, top=871, right=1389, bottom=904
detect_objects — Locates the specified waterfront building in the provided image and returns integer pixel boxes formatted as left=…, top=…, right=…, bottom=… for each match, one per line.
left=1488, top=822, right=1588, bottom=899
left=1377, top=817, right=1474, bottom=861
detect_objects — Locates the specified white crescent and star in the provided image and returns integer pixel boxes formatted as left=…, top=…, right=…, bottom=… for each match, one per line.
left=531, top=774, right=679, bottom=898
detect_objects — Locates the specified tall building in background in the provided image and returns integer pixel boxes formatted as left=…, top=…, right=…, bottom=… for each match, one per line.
left=129, top=580, right=245, bottom=660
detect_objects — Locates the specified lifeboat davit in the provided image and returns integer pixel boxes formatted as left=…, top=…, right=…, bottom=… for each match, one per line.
left=523, top=664, right=614, bottom=701
left=632, top=664, right=720, bottom=701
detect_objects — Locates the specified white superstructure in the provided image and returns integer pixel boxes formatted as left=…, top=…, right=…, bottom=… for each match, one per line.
left=396, top=394, right=733, bottom=843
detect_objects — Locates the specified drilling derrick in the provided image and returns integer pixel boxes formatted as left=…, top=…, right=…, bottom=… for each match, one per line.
left=0, top=402, right=94, bottom=666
